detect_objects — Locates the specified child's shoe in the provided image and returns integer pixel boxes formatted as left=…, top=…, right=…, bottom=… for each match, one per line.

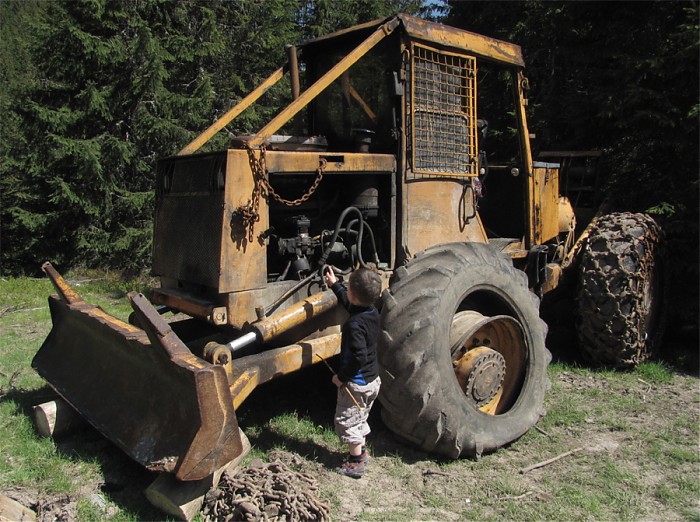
left=338, top=454, right=367, bottom=479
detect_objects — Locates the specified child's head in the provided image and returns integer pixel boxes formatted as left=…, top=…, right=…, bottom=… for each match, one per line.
left=347, top=268, right=382, bottom=307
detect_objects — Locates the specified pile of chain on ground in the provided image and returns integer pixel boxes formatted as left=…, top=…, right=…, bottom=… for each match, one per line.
left=201, top=460, right=331, bottom=521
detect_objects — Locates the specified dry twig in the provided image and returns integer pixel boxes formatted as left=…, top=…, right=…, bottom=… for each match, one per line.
left=534, top=425, right=551, bottom=437
left=519, top=447, right=584, bottom=475
left=422, top=469, right=450, bottom=477
left=493, top=491, right=535, bottom=501
left=0, top=370, right=22, bottom=397
left=0, top=306, right=18, bottom=317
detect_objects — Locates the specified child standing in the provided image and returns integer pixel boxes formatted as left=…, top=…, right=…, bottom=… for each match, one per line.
left=324, top=266, right=382, bottom=478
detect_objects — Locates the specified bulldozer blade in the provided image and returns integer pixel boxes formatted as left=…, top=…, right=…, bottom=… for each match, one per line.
left=33, top=287, right=243, bottom=481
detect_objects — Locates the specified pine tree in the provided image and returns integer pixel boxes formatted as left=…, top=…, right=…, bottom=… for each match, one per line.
left=0, top=0, right=44, bottom=274
left=2, top=0, right=232, bottom=273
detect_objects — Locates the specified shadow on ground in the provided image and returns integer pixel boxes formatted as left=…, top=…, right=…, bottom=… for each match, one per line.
left=237, top=362, right=438, bottom=469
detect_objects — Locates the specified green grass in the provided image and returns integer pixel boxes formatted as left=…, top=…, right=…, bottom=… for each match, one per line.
left=267, top=412, right=341, bottom=450
left=655, top=475, right=700, bottom=519
left=635, top=361, right=674, bottom=383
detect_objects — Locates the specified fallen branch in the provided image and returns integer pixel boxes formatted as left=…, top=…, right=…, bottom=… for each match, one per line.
left=534, top=425, right=551, bottom=437
left=0, top=305, right=43, bottom=316
left=637, top=377, right=653, bottom=395
left=0, top=370, right=22, bottom=397
left=519, top=447, right=584, bottom=475
left=422, top=469, right=450, bottom=477
left=0, top=306, right=18, bottom=317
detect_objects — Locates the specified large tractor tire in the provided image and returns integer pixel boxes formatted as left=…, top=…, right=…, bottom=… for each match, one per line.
left=378, top=243, right=551, bottom=459
left=576, top=212, right=665, bottom=369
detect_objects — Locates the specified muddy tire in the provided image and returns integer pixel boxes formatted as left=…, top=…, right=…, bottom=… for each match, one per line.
left=378, top=243, right=551, bottom=458
left=576, top=212, right=665, bottom=368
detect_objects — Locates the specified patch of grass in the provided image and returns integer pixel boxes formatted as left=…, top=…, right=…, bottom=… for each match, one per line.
left=75, top=497, right=104, bottom=521
left=0, top=401, right=84, bottom=493
left=666, top=446, right=700, bottom=464
left=673, top=412, right=699, bottom=433
left=600, top=417, right=633, bottom=432
left=421, top=491, right=449, bottom=509
left=655, top=474, right=700, bottom=507
left=267, top=411, right=339, bottom=449
left=541, top=393, right=588, bottom=428
left=382, top=454, right=412, bottom=479
left=635, top=361, right=674, bottom=383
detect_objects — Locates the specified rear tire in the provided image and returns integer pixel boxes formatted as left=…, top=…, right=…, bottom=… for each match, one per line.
left=576, top=212, right=666, bottom=368
left=378, top=243, right=550, bottom=458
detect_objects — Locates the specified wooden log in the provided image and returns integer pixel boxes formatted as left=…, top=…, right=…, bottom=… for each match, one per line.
left=145, top=430, right=251, bottom=521
left=32, top=398, right=84, bottom=439
left=0, top=493, right=36, bottom=522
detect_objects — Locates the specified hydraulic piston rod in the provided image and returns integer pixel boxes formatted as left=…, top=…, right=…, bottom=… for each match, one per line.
left=219, top=289, right=339, bottom=354
left=227, top=331, right=258, bottom=353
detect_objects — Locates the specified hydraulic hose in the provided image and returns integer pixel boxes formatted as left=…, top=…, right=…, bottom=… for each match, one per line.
left=264, top=271, right=317, bottom=316
left=344, top=218, right=380, bottom=264
left=318, top=206, right=367, bottom=269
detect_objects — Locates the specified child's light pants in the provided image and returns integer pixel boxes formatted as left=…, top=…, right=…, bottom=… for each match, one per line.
left=334, top=377, right=381, bottom=445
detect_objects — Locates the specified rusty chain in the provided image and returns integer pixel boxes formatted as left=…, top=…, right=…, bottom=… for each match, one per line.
left=201, top=460, right=331, bottom=521
left=240, top=144, right=326, bottom=242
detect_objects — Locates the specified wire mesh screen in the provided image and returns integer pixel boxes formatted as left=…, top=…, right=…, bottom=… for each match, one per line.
left=410, top=43, right=477, bottom=178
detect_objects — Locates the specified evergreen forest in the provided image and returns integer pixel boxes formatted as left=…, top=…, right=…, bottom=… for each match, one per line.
left=1, top=0, right=698, bottom=327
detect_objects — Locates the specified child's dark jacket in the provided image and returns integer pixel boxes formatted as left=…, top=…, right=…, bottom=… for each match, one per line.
left=330, top=282, right=379, bottom=385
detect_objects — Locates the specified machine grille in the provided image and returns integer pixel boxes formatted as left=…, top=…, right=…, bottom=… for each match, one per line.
left=409, top=43, right=478, bottom=178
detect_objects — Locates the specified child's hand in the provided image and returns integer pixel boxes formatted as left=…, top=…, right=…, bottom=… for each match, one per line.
left=332, top=374, right=342, bottom=388
left=324, top=266, right=337, bottom=287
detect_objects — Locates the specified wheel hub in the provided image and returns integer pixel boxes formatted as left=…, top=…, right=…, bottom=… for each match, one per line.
left=453, top=347, right=506, bottom=407
left=450, top=311, right=527, bottom=413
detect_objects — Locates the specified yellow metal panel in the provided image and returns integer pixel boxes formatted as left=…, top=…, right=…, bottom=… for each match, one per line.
left=405, top=180, right=487, bottom=255
left=400, top=15, right=525, bottom=67
left=226, top=288, right=266, bottom=328
left=231, top=369, right=260, bottom=411
left=263, top=151, right=395, bottom=174
left=41, top=261, right=86, bottom=305
left=300, top=15, right=525, bottom=68
left=219, top=149, right=268, bottom=294
left=511, top=70, right=537, bottom=248
left=531, top=165, right=560, bottom=244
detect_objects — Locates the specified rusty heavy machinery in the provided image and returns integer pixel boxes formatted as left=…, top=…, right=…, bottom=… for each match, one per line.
left=34, top=15, right=665, bottom=481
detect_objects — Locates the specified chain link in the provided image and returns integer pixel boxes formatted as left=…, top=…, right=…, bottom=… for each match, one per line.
left=239, top=144, right=327, bottom=242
